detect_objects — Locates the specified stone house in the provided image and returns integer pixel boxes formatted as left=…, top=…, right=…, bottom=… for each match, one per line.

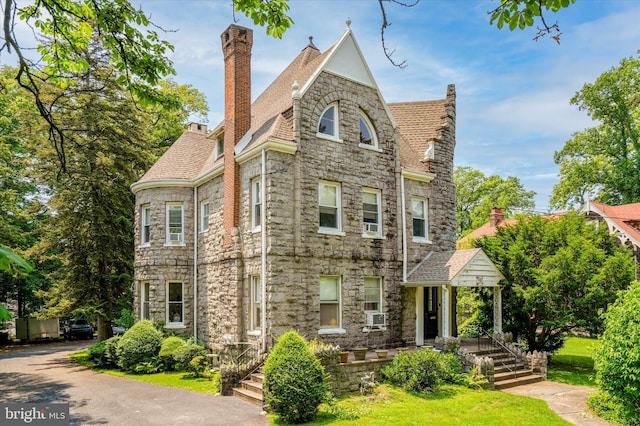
left=131, top=23, right=504, bottom=352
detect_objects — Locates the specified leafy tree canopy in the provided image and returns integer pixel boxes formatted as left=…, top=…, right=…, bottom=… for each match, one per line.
left=551, top=55, right=640, bottom=209
left=455, top=166, right=535, bottom=237
left=475, top=212, right=634, bottom=352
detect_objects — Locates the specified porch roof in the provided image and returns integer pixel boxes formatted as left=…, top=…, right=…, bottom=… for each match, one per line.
left=403, top=248, right=505, bottom=287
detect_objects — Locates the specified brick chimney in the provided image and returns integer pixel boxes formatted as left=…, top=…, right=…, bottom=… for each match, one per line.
left=489, top=207, right=504, bottom=227
left=221, top=24, right=253, bottom=244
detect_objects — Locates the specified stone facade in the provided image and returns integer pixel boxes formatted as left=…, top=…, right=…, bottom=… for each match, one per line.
left=132, top=24, right=458, bottom=352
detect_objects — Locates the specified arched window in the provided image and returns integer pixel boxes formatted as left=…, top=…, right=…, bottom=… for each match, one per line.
left=359, top=111, right=377, bottom=148
left=318, top=103, right=338, bottom=138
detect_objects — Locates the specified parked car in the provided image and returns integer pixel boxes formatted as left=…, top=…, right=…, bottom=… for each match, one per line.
left=111, top=325, right=127, bottom=336
left=63, top=319, right=94, bottom=340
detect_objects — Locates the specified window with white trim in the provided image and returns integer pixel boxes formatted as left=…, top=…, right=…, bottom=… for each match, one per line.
left=252, top=178, right=261, bottom=230
left=318, top=104, right=338, bottom=138
left=200, top=201, right=209, bottom=233
left=319, top=181, right=341, bottom=233
left=141, top=205, right=151, bottom=245
left=250, top=275, right=261, bottom=331
left=216, top=134, right=224, bottom=159
left=141, top=281, right=150, bottom=320
left=411, top=198, right=428, bottom=240
left=362, top=188, right=382, bottom=237
left=359, top=111, right=378, bottom=148
left=167, top=281, right=183, bottom=325
left=364, top=277, right=382, bottom=313
left=320, top=276, right=341, bottom=329
left=166, top=203, right=184, bottom=244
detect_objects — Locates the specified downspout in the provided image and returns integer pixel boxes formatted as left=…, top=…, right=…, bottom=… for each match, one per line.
left=193, top=186, right=198, bottom=341
left=260, top=148, right=267, bottom=351
left=401, top=173, right=407, bottom=282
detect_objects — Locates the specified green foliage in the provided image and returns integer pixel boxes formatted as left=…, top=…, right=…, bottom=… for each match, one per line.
left=589, top=390, right=639, bottom=426
left=489, top=0, right=576, bottom=34
left=87, top=341, right=108, bottom=367
left=104, top=336, right=121, bottom=367
left=234, top=0, right=294, bottom=38
left=475, top=212, right=634, bottom=352
left=172, top=343, right=207, bottom=372
left=133, top=356, right=164, bottom=374
left=116, top=320, right=163, bottom=373
left=113, top=309, right=134, bottom=329
left=188, top=355, right=212, bottom=379
left=593, top=282, right=640, bottom=423
left=551, top=55, right=640, bottom=209
left=381, top=348, right=464, bottom=392
left=454, top=166, right=535, bottom=238
left=264, top=330, right=327, bottom=424
left=159, top=336, right=186, bottom=370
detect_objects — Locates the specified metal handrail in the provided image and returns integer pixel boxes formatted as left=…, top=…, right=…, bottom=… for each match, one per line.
left=478, top=330, right=526, bottom=379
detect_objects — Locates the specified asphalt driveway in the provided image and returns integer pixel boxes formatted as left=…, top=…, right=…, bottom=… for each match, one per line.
left=0, top=340, right=267, bottom=425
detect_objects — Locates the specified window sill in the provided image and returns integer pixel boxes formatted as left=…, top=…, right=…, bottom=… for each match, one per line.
left=318, top=328, right=346, bottom=335
left=140, top=243, right=151, bottom=248
left=164, top=242, right=186, bottom=247
left=316, top=133, right=343, bottom=144
left=359, top=143, right=382, bottom=153
left=319, top=229, right=346, bottom=237
left=412, top=238, right=432, bottom=244
left=251, top=226, right=261, bottom=234
left=164, top=323, right=186, bottom=330
left=247, top=329, right=261, bottom=337
left=199, top=230, right=209, bottom=234
left=362, top=234, right=384, bottom=239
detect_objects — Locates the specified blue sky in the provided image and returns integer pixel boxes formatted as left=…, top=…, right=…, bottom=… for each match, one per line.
left=9, top=1, right=640, bottom=211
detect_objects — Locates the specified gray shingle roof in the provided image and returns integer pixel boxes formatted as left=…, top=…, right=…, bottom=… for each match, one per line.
left=406, top=249, right=482, bottom=284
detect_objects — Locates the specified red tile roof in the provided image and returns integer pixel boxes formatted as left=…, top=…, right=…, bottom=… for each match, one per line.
left=587, top=200, right=640, bottom=246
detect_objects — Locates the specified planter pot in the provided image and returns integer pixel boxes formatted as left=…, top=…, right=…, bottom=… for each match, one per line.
left=375, top=349, right=388, bottom=359
left=339, top=351, right=350, bottom=363
left=353, top=348, right=368, bottom=361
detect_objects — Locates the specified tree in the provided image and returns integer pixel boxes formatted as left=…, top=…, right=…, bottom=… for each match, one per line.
left=455, top=166, right=535, bottom=237
left=551, top=55, right=640, bottom=210
left=592, top=282, right=640, bottom=424
left=475, top=213, right=634, bottom=352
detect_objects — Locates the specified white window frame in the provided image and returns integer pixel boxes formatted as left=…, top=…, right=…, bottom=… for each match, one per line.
left=319, top=275, right=344, bottom=334
left=252, top=177, right=261, bottom=231
left=141, top=281, right=150, bottom=320
left=411, top=198, right=430, bottom=242
left=141, top=205, right=151, bottom=246
left=200, top=201, right=209, bottom=233
left=362, top=188, right=383, bottom=238
left=166, top=281, right=184, bottom=327
left=250, top=275, right=261, bottom=331
left=166, top=203, right=184, bottom=245
left=216, top=134, right=224, bottom=159
left=318, top=181, right=343, bottom=235
left=364, top=277, right=382, bottom=313
left=358, top=111, right=379, bottom=150
left=316, top=103, right=342, bottom=142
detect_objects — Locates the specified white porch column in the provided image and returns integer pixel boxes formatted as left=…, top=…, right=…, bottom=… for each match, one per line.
left=416, top=287, right=424, bottom=346
left=441, top=285, right=450, bottom=338
left=493, top=286, right=503, bottom=334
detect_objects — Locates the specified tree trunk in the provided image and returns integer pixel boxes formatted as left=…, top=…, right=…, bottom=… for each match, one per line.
left=97, top=316, right=112, bottom=341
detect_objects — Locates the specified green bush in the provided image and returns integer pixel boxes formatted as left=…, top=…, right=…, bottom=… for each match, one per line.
left=87, top=341, right=108, bottom=367
left=589, top=390, right=639, bottom=426
left=381, top=348, right=463, bottom=392
left=263, top=330, right=326, bottom=424
left=159, top=336, right=186, bottom=370
left=133, top=356, right=164, bottom=374
left=172, top=343, right=207, bottom=372
left=115, top=320, right=163, bottom=373
left=593, top=282, right=640, bottom=424
left=104, top=336, right=120, bottom=367
left=188, top=355, right=212, bottom=379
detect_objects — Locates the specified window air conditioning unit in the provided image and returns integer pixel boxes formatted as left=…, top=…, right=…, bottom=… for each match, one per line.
left=169, top=233, right=182, bottom=243
left=366, top=312, right=386, bottom=327
left=363, top=223, right=379, bottom=234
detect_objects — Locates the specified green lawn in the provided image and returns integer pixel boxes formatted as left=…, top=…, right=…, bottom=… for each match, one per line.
left=270, top=385, right=571, bottom=425
left=69, top=350, right=220, bottom=395
left=547, top=336, right=598, bottom=387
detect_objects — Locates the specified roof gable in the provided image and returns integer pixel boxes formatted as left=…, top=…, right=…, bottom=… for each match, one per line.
left=405, top=249, right=504, bottom=287
left=587, top=200, right=640, bottom=247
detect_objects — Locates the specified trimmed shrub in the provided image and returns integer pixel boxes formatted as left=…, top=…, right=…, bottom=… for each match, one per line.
left=104, top=336, right=120, bottom=367
left=172, top=343, right=207, bottom=372
left=87, top=341, right=108, bottom=367
left=188, top=355, right=212, bottom=379
left=116, top=320, right=163, bottom=373
left=159, top=336, right=186, bottom=371
left=381, top=348, right=463, bottom=392
left=593, top=282, right=640, bottom=424
left=263, top=331, right=326, bottom=424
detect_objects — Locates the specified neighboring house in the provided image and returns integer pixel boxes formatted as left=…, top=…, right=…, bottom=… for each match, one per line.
left=131, top=23, right=504, bottom=352
left=585, top=200, right=640, bottom=279
left=457, top=208, right=517, bottom=248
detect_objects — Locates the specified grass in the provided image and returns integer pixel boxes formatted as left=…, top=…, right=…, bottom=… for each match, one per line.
left=547, top=336, right=598, bottom=387
left=270, top=384, right=572, bottom=425
left=69, top=350, right=220, bottom=395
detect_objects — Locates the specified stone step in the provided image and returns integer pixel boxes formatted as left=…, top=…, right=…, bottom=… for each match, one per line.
left=233, top=387, right=263, bottom=406
left=494, top=369, right=535, bottom=382
left=494, top=363, right=528, bottom=374
left=241, top=378, right=263, bottom=394
left=494, top=373, right=544, bottom=390
left=250, top=372, right=265, bottom=384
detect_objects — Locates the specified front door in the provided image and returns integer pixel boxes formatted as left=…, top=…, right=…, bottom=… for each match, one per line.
left=424, top=287, right=438, bottom=339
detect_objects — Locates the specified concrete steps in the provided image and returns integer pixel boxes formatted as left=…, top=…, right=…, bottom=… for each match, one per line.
left=475, top=348, right=544, bottom=390
left=233, top=372, right=264, bottom=406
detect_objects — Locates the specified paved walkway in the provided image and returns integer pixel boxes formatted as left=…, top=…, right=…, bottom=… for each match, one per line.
left=503, top=381, right=611, bottom=426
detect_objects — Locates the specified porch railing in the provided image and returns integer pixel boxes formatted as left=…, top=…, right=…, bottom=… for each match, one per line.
left=477, top=330, right=526, bottom=379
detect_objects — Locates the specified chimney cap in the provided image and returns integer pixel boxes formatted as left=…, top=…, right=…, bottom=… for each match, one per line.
left=188, top=122, right=207, bottom=134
